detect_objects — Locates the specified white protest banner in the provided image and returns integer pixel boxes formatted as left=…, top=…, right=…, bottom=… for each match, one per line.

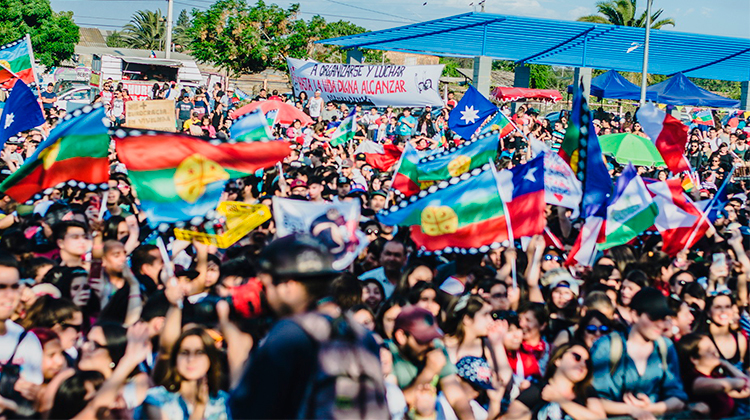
left=272, top=197, right=369, bottom=270
left=124, top=99, right=176, bottom=132
left=287, top=57, right=444, bottom=108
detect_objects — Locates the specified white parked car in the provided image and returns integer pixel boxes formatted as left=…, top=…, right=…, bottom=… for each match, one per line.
left=56, top=86, right=100, bottom=112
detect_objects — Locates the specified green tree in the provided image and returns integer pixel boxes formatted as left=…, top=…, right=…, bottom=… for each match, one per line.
left=188, top=0, right=381, bottom=74
left=106, top=31, right=129, bottom=48
left=121, top=9, right=166, bottom=50
left=188, top=0, right=299, bottom=74
left=0, top=0, right=79, bottom=67
left=578, top=0, right=675, bottom=29
left=172, top=9, right=191, bottom=51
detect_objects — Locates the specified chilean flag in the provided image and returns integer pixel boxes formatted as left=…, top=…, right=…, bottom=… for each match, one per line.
left=493, top=155, right=546, bottom=238
left=646, top=179, right=710, bottom=256
left=637, top=103, right=691, bottom=174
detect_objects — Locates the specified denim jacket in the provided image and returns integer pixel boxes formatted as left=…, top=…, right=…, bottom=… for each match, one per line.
left=590, top=332, right=687, bottom=404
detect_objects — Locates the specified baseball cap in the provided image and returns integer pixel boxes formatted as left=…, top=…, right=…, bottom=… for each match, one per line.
left=541, top=268, right=580, bottom=297
left=289, top=179, right=307, bottom=190
left=630, top=287, right=675, bottom=320
left=456, top=356, right=495, bottom=390
left=355, top=153, right=367, bottom=161
left=257, top=234, right=339, bottom=280
left=337, top=176, right=351, bottom=185
left=341, top=158, right=354, bottom=168
left=370, top=190, right=387, bottom=199
left=394, top=306, right=443, bottom=345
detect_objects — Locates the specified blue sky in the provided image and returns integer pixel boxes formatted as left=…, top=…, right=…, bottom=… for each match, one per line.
left=52, top=0, right=750, bottom=40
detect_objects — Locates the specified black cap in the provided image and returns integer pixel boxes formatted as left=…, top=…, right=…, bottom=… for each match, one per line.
left=355, top=153, right=367, bottom=161
left=630, top=287, right=675, bottom=320
left=337, top=176, right=351, bottom=185
left=257, top=234, right=339, bottom=280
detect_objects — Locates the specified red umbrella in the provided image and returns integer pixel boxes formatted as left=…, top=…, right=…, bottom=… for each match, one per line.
left=231, top=100, right=314, bottom=126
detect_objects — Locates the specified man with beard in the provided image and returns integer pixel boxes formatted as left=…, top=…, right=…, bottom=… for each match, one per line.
left=387, top=306, right=475, bottom=420
left=230, top=234, right=385, bottom=419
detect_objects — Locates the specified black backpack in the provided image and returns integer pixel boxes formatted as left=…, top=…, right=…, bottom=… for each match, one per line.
left=293, top=313, right=389, bottom=420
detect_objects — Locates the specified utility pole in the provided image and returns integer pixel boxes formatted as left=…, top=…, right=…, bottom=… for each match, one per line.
left=639, top=0, right=653, bottom=106
left=165, top=0, right=174, bottom=59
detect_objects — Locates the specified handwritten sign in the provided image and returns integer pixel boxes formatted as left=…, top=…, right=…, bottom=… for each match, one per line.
left=124, top=99, right=176, bottom=132
left=287, top=57, right=444, bottom=108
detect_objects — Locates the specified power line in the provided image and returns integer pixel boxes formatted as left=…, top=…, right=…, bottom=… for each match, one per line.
left=323, top=0, right=418, bottom=23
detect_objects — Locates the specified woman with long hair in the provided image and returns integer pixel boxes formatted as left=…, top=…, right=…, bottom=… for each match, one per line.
left=141, top=328, right=229, bottom=419
left=677, top=332, right=750, bottom=418
left=504, top=341, right=606, bottom=420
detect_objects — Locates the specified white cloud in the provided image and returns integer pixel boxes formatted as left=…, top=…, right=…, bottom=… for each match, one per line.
left=700, top=7, right=713, bottom=17
left=567, top=6, right=591, bottom=19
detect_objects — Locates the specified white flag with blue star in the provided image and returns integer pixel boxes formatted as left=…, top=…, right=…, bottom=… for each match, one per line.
left=448, top=85, right=497, bottom=139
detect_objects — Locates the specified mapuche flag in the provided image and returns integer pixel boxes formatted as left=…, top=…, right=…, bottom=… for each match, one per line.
left=378, top=157, right=545, bottom=253
left=113, top=130, right=290, bottom=224
left=0, top=36, right=35, bottom=87
left=0, top=105, right=110, bottom=203
left=417, top=130, right=500, bottom=182
left=558, top=81, right=611, bottom=218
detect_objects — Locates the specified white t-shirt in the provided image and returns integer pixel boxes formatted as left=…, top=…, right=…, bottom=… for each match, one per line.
left=0, top=320, right=43, bottom=385
left=309, top=97, right=324, bottom=118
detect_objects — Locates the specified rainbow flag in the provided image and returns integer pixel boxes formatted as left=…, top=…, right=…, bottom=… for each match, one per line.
left=0, top=105, right=110, bottom=203
left=113, top=130, right=290, bottom=224
left=0, top=35, right=35, bottom=87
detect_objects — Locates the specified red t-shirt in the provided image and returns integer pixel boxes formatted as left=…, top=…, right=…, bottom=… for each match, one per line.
left=683, top=366, right=735, bottom=418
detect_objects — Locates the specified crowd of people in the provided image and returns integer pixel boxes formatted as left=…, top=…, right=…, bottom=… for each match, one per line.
left=2, top=74, right=750, bottom=420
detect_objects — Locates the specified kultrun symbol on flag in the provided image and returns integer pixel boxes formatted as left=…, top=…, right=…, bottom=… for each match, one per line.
left=448, top=155, right=472, bottom=177
left=173, top=154, right=230, bottom=203
left=421, top=206, right=459, bottom=236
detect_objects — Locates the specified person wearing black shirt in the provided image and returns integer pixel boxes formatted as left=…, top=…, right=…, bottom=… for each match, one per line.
left=505, top=341, right=605, bottom=420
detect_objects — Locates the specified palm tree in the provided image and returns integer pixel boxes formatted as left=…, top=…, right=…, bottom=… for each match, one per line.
left=121, top=9, right=166, bottom=50
left=578, top=0, right=675, bottom=29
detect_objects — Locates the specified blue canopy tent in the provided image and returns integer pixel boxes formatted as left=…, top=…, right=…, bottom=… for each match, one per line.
left=647, top=73, right=740, bottom=108
left=567, top=70, right=658, bottom=101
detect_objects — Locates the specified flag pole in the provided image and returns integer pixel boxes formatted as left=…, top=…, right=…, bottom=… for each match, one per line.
left=490, top=159, right=516, bottom=288
left=681, top=166, right=735, bottom=252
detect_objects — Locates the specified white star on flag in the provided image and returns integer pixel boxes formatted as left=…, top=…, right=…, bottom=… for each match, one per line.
left=459, top=105, right=480, bottom=124
left=524, top=167, right=538, bottom=182
left=3, top=113, right=13, bottom=129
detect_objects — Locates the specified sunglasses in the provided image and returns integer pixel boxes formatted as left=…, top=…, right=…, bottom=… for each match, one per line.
left=491, top=293, right=508, bottom=299
left=72, top=283, right=91, bottom=292
left=365, top=228, right=380, bottom=235
left=0, top=283, right=20, bottom=291
left=708, top=289, right=732, bottom=297
left=584, top=325, right=611, bottom=334
left=61, top=322, right=82, bottom=332
left=544, top=254, right=562, bottom=262
left=568, top=351, right=587, bottom=363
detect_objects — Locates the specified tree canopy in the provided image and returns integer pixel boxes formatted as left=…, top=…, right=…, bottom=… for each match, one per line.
left=578, top=0, right=675, bottom=29
left=0, top=0, right=79, bottom=67
left=187, top=0, right=377, bottom=75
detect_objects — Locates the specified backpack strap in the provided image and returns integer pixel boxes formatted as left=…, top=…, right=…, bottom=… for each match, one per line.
left=655, top=337, right=668, bottom=371
left=7, top=330, right=27, bottom=364
left=609, top=332, right=623, bottom=377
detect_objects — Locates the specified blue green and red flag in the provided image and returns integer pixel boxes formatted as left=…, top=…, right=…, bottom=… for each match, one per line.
left=0, top=105, right=110, bottom=202
left=113, top=130, right=290, bottom=224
